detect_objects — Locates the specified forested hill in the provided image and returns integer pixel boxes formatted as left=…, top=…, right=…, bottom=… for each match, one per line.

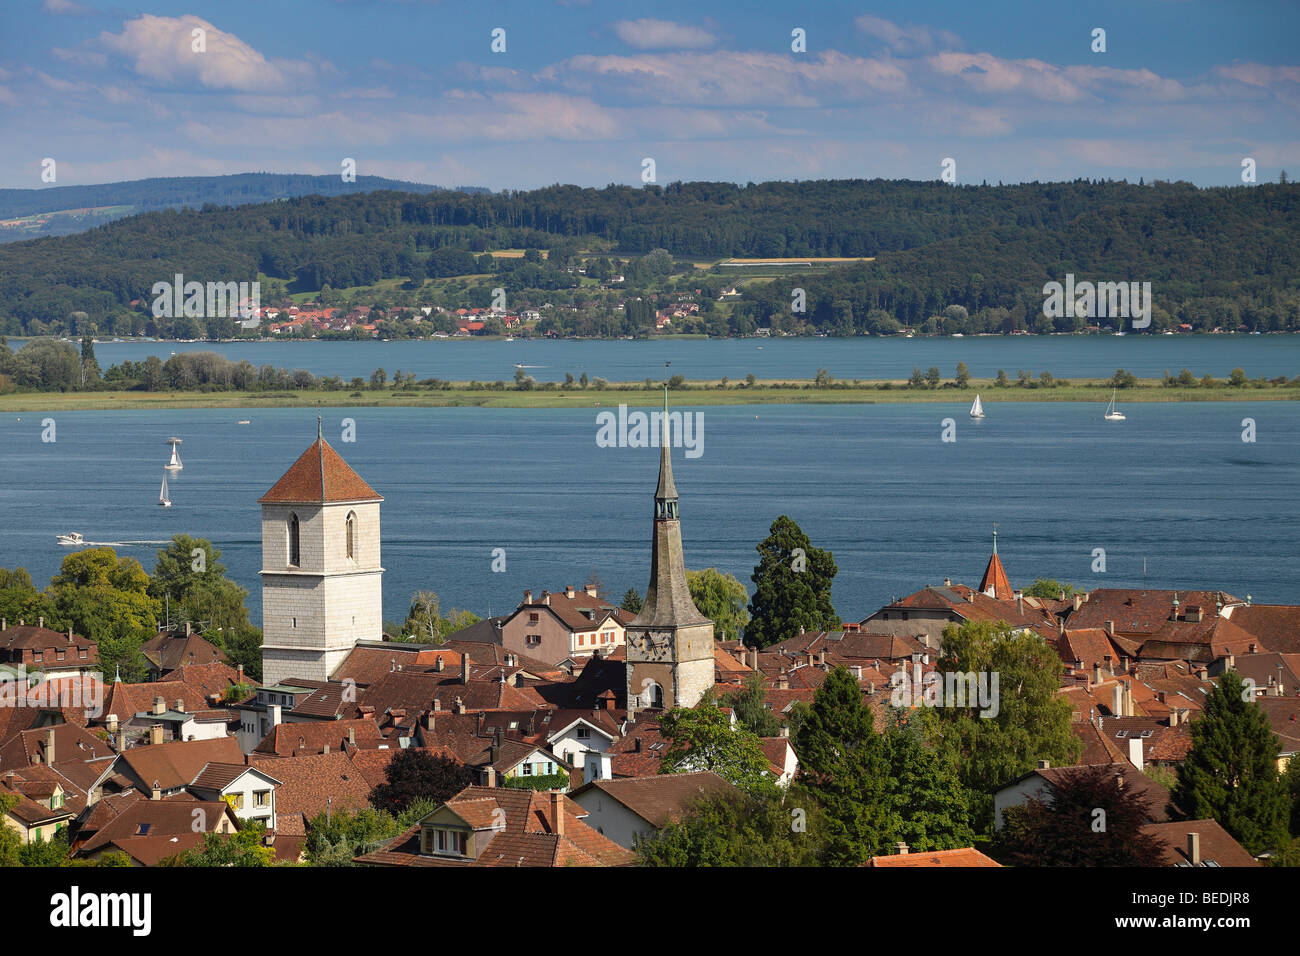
left=0, top=178, right=1296, bottom=331
left=0, top=173, right=483, bottom=241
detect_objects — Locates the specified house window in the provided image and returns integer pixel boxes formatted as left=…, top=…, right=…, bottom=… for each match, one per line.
left=345, top=511, right=357, bottom=560
left=288, top=513, right=301, bottom=567
left=254, top=790, right=270, bottom=808
left=51, top=791, right=63, bottom=809
left=576, top=727, right=590, bottom=739
left=522, top=763, right=532, bottom=775
left=228, top=793, right=245, bottom=810
left=79, top=649, right=87, bottom=659
left=526, top=634, right=540, bottom=646
left=33, top=652, right=42, bottom=663
left=577, top=635, right=584, bottom=646
left=528, top=613, right=539, bottom=624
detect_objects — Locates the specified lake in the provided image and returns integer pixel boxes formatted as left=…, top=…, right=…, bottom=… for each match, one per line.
left=0, top=401, right=1295, bottom=630
left=56, top=334, right=1300, bottom=384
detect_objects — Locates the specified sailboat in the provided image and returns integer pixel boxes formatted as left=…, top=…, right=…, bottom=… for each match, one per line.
left=164, top=437, right=183, bottom=471
left=969, top=394, right=985, bottom=419
left=1104, top=388, right=1126, bottom=421
left=159, top=472, right=172, bottom=508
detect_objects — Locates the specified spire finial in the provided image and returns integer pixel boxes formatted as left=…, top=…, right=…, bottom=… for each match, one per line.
left=317, top=408, right=322, bottom=441
left=992, top=522, right=999, bottom=555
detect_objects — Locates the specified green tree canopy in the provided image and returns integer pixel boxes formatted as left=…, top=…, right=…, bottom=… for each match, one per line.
left=722, top=671, right=783, bottom=738
left=658, top=694, right=774, bottom=795
left=687, top=567, right=750, bottom=642
left=1170, top=671, right=1289, bottom=855
left=369, top=748, right=477, bottom=816
left=637, top=789, right=827, bottom=866
left=745, top=515, right=838, bottom=648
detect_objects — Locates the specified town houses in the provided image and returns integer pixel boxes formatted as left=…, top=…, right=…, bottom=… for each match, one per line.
left=2, top=424, right=1297, bottom=868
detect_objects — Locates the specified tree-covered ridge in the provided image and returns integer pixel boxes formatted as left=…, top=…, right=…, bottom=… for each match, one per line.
left=0, top=173, right=474, bottom=224
left=0, top=178, right=1295, bottom=333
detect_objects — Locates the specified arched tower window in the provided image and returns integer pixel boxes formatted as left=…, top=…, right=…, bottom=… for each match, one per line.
left=288, top=513, right=300, bottom=567
left=643, top=680, right=664, bottom=709
left=346, top=511, right=357, bottom=560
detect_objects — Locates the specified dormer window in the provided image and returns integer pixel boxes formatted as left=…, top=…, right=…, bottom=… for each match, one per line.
left=288, top=513, right=301, bottom=567
left=422, top=826, right=468, bottom=857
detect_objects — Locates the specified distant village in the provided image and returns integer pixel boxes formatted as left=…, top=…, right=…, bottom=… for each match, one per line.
left=0, top=430, right=1294, bottom=868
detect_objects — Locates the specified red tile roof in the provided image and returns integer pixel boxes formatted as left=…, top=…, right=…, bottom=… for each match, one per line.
left=259, top=438, right=383, bottom=505
left=978, top=552, right=1012, bottom=601
left=867, top=847, right=1001, bottom=867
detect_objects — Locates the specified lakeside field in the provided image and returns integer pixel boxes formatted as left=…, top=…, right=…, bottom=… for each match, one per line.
left=1, top=379, right=1296, bottom=412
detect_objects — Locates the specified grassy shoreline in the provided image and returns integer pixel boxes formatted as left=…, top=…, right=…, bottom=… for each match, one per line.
left=1, top=380, right=1297, bottom=412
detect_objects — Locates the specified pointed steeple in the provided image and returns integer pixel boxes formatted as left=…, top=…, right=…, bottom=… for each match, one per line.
left=631, top=386, right=706, bottom=628
left=979, top=524, right=1013, bottom=601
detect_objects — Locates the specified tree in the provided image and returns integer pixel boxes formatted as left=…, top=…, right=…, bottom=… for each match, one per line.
left=621, top=588, right=643, bottom=614
left=918, top=619, right=1080, bottom=831
left=369, top=748, right=477, bottom=816
left=955, top=361, right=971, bottom=387
left=794, top=666, right=896, bottom=864
left=398, top=590, right=480, bottom=643
left=0, top=794, right=21, bottom=866
left=1110, top=368, right=1138, bottom=388
left=370, top=367, right=387, bottom=389
left=45, top=548, right=160, bottom=683
left=745, top=515, right=838, bottom=647
left=686, top=568, right=750, bottom=641
left=150, top=535, right=262, bottom=679
left=79, top=333, right=100, bottom=389
left=924, top=366, right=941, bottom=387
left=304, top=805, right=405, bottom=866
left=722, top=672, right=783, bottom=737
left=168, top=822, right=275, bottom=866
left=993, top=764, right=1167, bottom=866
left=884, top=714, right=974, bottom=851
left=658, top=693, right=774, bottom=795
left=1170, top=671, right=1289, bottom=855
left=638, top=789, right=827, bottom=866
left=908, top=366, right=925, bottom=388
left=995, top=369, right=1009, bottom=387
left=1229, top=367, right=1248, bottom=387
left=1025, top=578, right=1076, bottom=600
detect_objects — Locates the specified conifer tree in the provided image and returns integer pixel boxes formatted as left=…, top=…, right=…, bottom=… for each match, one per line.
left=1170, top=671, right=1289, bottom=855
left=746, top=515, right=838, bottom=647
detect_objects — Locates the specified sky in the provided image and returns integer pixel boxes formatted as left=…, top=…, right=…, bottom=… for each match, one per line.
left=1, top=0, right=1297, bottom=191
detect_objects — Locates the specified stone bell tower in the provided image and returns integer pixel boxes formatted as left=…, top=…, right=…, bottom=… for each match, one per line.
left=259, top=419, right=384, bottom=687
left=624, top=390, right=714, bottom=712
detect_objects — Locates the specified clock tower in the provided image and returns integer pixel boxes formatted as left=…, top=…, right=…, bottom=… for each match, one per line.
left=625, top=390, right=714, bottom=712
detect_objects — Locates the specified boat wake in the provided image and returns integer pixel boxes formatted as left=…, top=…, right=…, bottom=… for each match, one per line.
left=65, top=540, right=171, bottom=548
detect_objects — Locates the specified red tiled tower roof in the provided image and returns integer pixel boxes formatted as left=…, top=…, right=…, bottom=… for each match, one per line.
left=979, top=552, right=1012, bottom=601
left=259, top=438, right=382, bottom=505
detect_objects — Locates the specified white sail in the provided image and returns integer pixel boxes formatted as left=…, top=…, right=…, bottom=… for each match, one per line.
left=970, top=394, right=985, bottom=418
left=165, top=437, right=183, bottom=470
left=159, top=474, right=170, bottom=506
left=1104, top=388, right=1126, bottom=421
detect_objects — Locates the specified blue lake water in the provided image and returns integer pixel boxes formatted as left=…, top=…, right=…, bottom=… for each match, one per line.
left=57, top=334, right=1300, bottom=384
left=1, top=401, right=1296, bottom=629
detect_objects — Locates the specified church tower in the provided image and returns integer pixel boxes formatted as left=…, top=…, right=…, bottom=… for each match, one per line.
left=625, top=391, right=714, bottom=712
left=259, top=420, right=384, bottom=687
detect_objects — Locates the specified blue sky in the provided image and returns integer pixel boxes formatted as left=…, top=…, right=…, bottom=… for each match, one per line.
left=2, top=0, right=1296, bottom=190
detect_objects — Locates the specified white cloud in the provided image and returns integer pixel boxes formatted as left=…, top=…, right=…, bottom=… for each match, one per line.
left=611, top=19, right=716, bottom=51
left=42, top=0, right=96, bottom=15
left=855, top=15, right=960, bottom=55
left=95, top=14, right=320, bottom=93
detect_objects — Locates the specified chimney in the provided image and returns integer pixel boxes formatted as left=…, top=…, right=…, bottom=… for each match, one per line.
left=1105, top=620, right=1115, bottom=637
left=185, top=620, right=192, bottom=636
left=523, top=589, right=533, bottom=605
left=943, top=578, right=951, bottom=587
left=1, top=618, right=5, bottom=631
left=115, top=730, right=126, bottom=752
left=749, top=646, right=759, bottom=670
left=149, top=724, right=164, bottom=746
left=1058, top=589, right=1066, bottom=601
left=153, top=696, right=166, bottom=716
left=1188, top=832, right=1201, bottom=866
left=1058, top=617, right=1065, bottom=635
left=236, top=663, right=244, bottom=684
left=1225, top=653, right=1235, bottom=670
left=779, top=725, right=789, bottom=738
left=543, top=592, right=551, bottom=607
left=1197, top=665, right=1209, bottom=681
left=1128, top=736, right=1144, bottom=772
left=1170, top=708, right=1181, bottom=727
left=912, top=655, right=923, bottom=689
left=565, top=585, right=575, bottom=599
left=269, top=703, right=282, bottom=727
left=1249, top=643, right=1257, bottom=654
left=818, top=650, right=827, bottom=666
left=1123, top=681, right=1133, bottom=717
left=67, top=627, right=74, bottom=642
left=454, top=696, right=465, bottom=715
left=634, top=737, right=642, bottom=753
left=322, top=743, right=330, bottom=755
left=549, top=790, right=565, bottom=836
left=174, top=699, right=185, bottom=714
left=461, top=652, right=470, bottom=684
left=849, top=665, right=863, bottom=681
left=1093, top=662, right=1102, bottom=685
left=38, top=616, right=44, bottom=629
left=44, top=728, right=55, bottom=765
left=895, top=842, right=909, bottom=856
left=1037, top=759, right=1050, bottom=769
left=1014, top=590, right=1024, bottom=614
left=1073, top=593, right=1084, bottom=611
left=348, top=727, right=356, bottom=746
left=806, top=652, right=815, bottom=668
left=584, top=583, right=598, bottom=597
left=151, top=780, right=162, bottom=801
left=106, top=713, right=118, bottom=734
left=1111, top=683, right=1123, bottom=716
left=435, top=656, right=444, bottom=672
left=776, top=672, right=788, bottom=691
left=485, top=765, right=496, bottom=788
